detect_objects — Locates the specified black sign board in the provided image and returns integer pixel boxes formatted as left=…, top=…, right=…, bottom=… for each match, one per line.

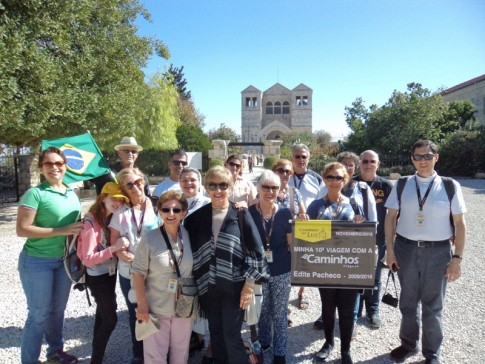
left=291, top=221, right=377, bottom=289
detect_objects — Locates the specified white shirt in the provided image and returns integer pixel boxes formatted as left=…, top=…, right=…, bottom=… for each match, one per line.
left=152, top=178, right=181, bottom=197
left=288, top=170, right=325, bottom=209
left=385, top=173, right=466, bottom=241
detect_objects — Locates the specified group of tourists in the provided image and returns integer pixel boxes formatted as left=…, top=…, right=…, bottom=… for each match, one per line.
left=16, top=136, right=466, bottom=364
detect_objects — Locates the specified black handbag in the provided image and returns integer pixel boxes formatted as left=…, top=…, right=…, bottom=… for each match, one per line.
left=381, top=270, right=399, bottom=308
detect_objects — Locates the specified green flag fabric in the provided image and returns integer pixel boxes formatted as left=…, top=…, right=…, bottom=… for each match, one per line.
left=41, top=133, right=110, bottom=184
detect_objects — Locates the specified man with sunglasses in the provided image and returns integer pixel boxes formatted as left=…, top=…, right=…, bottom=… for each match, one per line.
left=384, top=140, right=466, bottom=364
left=354, top=150, right=393, bottom=329
left=288, top=144, right=324, bottom=208
left=94, top=136, right=151, bottom=197
left=152, top=150, right=188, bottom=198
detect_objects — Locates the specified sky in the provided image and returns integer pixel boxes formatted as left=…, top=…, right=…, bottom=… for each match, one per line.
left=136, top=0, right=485, bottom=140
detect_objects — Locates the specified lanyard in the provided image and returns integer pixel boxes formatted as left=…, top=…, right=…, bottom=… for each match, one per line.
left=258, top=203, right=277, bottom=249
left=131, top=202, right=146, bottom=238
left=188, top=198, right=199, bottom=211
left=414, top=176, right=436, bottom=211
left=319, top=196, right=343, bottom=220
left=160, top=225, right=184, bottom=276
left=293, top=173, right=305, bottom=189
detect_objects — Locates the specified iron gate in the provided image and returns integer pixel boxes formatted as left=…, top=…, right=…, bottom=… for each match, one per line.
left=0, top=149, right=19, bottom=204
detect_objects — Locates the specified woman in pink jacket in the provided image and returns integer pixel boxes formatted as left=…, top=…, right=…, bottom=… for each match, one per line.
left=77, top=182, right=130, bottom=364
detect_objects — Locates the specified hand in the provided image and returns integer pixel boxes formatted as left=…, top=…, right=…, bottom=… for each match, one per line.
left=386, top=250, right=400, bottom=272
left=234, top=201, right=248, bottom=209
left=353, top=215, right=365, bottom=224
left=112, top=237, right=130, bottom=252
left=62, top=221, right=83, bottom=235
left=297, top=213, right=309, bottom=221
left=239, top=284, right=254, bottom=309
left=116, top=250, right=134, bottom=263
left=445, top=260, right=461, bottom=282
left=136, top=303, right=149, bottom=322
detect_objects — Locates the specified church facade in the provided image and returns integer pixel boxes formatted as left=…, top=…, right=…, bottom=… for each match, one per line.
left=241, top=83, right=313, bottom=143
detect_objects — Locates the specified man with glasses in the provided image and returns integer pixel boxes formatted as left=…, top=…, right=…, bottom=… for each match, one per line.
left=384, top=140, right=466, bottom=364
left=94, top=136, right=150, bottom=197
left=152, top=149, right=188, bottom=198
left=354, top=150, right=393, bottom=329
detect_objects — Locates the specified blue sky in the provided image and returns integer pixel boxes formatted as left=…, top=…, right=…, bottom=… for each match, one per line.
left=137, top=0, right=485, bottom=139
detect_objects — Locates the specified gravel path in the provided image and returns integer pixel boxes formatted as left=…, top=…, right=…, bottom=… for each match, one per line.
left=1, top=179, right=484, bottom=364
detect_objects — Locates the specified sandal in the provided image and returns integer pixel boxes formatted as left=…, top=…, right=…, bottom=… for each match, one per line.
left=297, top=293, right=308, bottom=310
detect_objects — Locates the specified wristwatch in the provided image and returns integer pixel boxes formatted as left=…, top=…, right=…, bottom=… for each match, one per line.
left=452, top=254, right=462, bottom=260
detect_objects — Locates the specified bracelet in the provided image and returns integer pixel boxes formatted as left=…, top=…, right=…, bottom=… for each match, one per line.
left=452, top=254, right=462, bottom=260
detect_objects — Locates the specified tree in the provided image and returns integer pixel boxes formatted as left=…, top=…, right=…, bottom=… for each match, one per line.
left=167, top=64, right=191, bottom=100
left=0, top=0, right=170, bottom=147
left=176, top=123, right=211, bottom=152
left=207, top=123, right=240, bottom=142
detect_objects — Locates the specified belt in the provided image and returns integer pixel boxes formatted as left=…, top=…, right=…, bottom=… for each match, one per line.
left=396, top=234, right=450, bottom=248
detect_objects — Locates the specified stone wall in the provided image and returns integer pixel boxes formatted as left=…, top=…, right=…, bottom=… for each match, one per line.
left=17, top=154, right=40, bottom=197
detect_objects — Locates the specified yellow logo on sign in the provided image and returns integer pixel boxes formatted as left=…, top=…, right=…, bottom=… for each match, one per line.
left=59, top=144, right=96, bottom=175
left=294, top=220, right=332, bottom=243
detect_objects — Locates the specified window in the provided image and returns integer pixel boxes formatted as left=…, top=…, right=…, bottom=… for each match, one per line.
left=246, top=97, right=251, bottom=107
left=283, top=101, right=290, bottom=114
left=274, top=101, right=282, bottom=114
left=296, top=95, right=309, bottom=106
left=302, top=96, right=308, bottom=105
left=252, top=97, right=258, bottom=107
left=266, top=101, right=273, bottom=114
left=296, top=96, right=301, bottom=105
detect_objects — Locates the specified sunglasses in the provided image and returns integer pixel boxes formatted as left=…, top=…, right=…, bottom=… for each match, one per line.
left=362, top=160, right=378, bottom=165
left=43, top=161, right=65, bottom=168
left=276, top=168, right=292, bottom=175
left=294, top=155, right=308, bottom=160
left=325, top=175, right=344, bottom=182
left=122, top=150, right=138, bottom=155
left=261, top=185, right=280, bottom=192
left=124, top=178, right=143, bottom=190
left=412, top=154, right=436, bottom=161
left=160, top=207, right=183, bottom=214
left=207, top=182, right=229, bottom=191
left=172, top=160, right=188, bottom=166
left=228, top=161, right=242, bottom=168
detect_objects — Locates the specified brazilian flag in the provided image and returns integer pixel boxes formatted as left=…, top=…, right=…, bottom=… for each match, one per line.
left=41, top=133, right=111, bottom=184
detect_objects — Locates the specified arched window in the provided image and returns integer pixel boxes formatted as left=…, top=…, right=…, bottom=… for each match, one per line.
left=266, top=101, right=273, bottom=114
left=274, top=101, right=282, bottom=114
left=283, top=101, right=290, bottom=114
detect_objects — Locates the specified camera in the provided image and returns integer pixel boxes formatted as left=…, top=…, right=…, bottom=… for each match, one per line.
left=381, top=293, right=399, bottom=308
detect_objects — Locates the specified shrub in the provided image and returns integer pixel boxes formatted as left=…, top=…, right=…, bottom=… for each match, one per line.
left=209, top=159, right=223, bottom=168
left=263, top=157, right=277, bottom=169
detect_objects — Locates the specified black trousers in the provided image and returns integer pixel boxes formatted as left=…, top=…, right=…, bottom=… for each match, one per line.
left=206, top=288, right=249, bottom=364
left=86, top=273, right=118, bottom=364
left=319, top=288, right=358, bottom=354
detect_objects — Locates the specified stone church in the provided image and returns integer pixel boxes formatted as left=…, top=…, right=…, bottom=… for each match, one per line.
left=241, top=83, right=313, bottom=143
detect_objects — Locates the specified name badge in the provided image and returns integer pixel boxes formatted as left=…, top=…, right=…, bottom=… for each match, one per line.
left=265, top=250, right=273, bottom=263
left=416, top=213, right=425, bottom=227
left=108, top=260, right=116, bottom=276
left=167, top=278, right=178, bottom=293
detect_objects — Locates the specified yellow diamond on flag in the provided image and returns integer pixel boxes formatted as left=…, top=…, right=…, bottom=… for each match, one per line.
left=294, top=220, right=332, bottom=243
left=60, top=144, right=96, bottom=175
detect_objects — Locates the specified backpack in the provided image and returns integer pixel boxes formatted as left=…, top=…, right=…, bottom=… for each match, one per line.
left=396, top=176, right=456, bottom=232
left=64, top=217, right=94, bottom=304
left=345, top=180, right=369, bottom=219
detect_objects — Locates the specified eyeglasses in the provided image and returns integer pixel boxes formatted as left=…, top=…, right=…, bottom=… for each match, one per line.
left=172, top=160, right=188, bottom=166
left=325, top=175, right=344, bottom=182
left=207, top=182, right=229, bottom=191
left=122, top=150, right=138, bottom=155
left=261, top=185, right=280, bottom=192
left=362, top=160, right=378, bottom=165
left=160, top=207, right=183, bottom=214
left=43, top=161, right=65, bottom=168
left=228, top=161, right=242, bottom=168
left=343, top=164, right=355, bottom=169
left=124, top=178, right=143, bottom=190
left=294, top=155, right=308, bottom=160
left=276, top=168, right=292, bottom=175
left=412, top=154, right=436, bottom=161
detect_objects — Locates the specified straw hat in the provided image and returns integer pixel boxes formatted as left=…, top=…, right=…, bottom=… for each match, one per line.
left=114, top=136, right=143, bottom=152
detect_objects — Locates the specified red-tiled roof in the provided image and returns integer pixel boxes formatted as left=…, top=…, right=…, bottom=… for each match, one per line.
left=441, top=74, right=485, bottom=95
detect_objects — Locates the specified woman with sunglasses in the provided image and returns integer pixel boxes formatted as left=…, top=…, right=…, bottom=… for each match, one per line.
left=77, top=182, right=130, bottom=364
left=307, top=162, right=365, bottom=364
left=16, top=147, right=83, bottom=364
left=131, top=191, right=193, bottom=364
left=248, top=170, right=293, bottom=364
left=224, top=154, right=257, bottom=208
left=184, top=166, right=269, bottom=364
left=109, top=168, right=159, bottom=364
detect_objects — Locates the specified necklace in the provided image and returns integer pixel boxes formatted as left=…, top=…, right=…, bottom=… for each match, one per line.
left=258, top=202, right=276, bottom=222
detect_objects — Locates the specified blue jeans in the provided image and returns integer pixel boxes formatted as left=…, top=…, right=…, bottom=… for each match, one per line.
left=355, top=243, right=386, bottom=320
left=119, top=274, right=144, bottom=359
left=18, top=250, right=72, bottom=364
left=394, top=236, right=451, bottom=360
